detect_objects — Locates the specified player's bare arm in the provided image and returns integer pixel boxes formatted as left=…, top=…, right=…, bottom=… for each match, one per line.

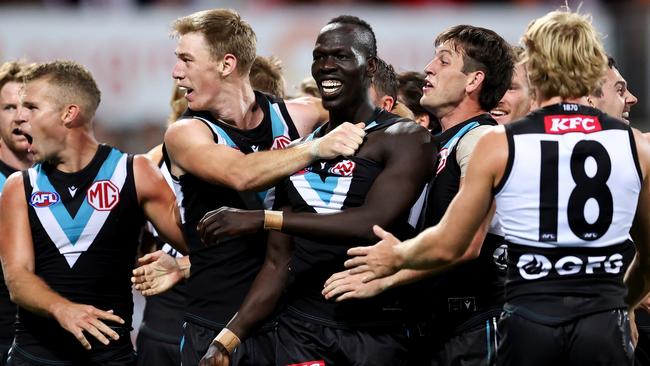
left=625, top=128, right=650, bottom=309
left=344, top=127, right=507, bottom=281
left=165, top=118, right=365, bottom=192
left=198, top=122, right=434, bottom=244
left=134, top=155, right=187, bottom=254
left=200, top=227, right=293, bottom=366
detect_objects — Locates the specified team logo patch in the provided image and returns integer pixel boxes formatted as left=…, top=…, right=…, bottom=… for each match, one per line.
left=436, top=148, right=450, bottom=175
left=329, top=160, right=355, bottom=176
left=544, top=115, right=602, bottom=134
left=271, top=135, right=292, bottom=150
left=87, top=180, right=120, bottom=211
left=30, top=191, right=60, bottom=207
left=287, top=361, right=326, bottom=366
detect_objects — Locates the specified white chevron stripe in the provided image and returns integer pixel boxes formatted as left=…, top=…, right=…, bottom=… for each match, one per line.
left=29, top=154, right=129, bottom=268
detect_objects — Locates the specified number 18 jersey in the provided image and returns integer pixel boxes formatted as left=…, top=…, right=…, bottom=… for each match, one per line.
left=494, top=103, right=641, bottom=324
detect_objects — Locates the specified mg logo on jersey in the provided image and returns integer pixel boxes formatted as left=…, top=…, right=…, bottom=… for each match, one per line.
left=30, top=191, right=60, bottom=207
left=518, top=252, right=623, bottom=280
left=329, top=160, right=355, bottom=176
left=271, top=135, right=291, bottom=150
left=544, top=115, right=602, bottom=134
left=87, top=180, right=120, bottom=211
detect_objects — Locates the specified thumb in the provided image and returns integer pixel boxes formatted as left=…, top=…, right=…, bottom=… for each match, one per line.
left=354, top=122, right=366, bottom=129
left=373, top=225, right=390, bottom=239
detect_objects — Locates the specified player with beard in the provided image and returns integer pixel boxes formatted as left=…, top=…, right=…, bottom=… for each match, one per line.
left=197, top=15, right=434, bottom=366
left=0, top=61, right=34, bottom=364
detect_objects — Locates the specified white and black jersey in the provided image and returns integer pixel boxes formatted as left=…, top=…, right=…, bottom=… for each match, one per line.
left=494, top=103, right=641, bottom=324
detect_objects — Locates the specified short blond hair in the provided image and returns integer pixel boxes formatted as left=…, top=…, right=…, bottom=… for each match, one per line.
left=21, top=60, right=101, bottom=120
left=0, top=60, right=30, bottom=91
left=172, top=9, right=257, bottom=75
left=522, top=8, right=607, bottom=100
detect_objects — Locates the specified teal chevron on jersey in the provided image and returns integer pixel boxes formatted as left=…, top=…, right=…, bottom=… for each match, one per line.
left=28, top=148, right=128, bottom=267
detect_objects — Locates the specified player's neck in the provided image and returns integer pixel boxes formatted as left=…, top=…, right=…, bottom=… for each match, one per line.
left=539, top=96, right=589, bottom=108
left=55, top=132, right=100, bottom=173
left=438, top=100, right=485, bottom=132
left=209, top=80, right=262, bottom=130
left=328, top=100, right=375, bottom=131
left=0, top=144, right=32, bottom=170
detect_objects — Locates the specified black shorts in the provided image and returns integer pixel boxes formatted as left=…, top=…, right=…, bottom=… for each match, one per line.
left=180, top=320, right=275, bottom=366
left=1, top=342, right=10, bottom=366
left=135, top=330, right=180, bottom=366
left=6, top=343, right=136, bottom=366
left=497, top=309, right=633, bottom=366
left=426, top=316, right=499, bottom=366
left=275, top=312, right=409, bottom=366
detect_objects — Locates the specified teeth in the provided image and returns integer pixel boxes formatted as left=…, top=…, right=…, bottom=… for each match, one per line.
left=622, top=112, right=629, bottom=118
left=321, top=80, right=341, bottom=87
left=490, top=110, right=507, bottom=117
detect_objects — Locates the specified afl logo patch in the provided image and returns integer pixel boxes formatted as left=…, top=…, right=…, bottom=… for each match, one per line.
left=87, top=180, right=120, bottom=211
left=30, top=191, right=60, bottom=207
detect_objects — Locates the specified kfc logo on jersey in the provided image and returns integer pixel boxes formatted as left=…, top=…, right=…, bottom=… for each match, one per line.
left=30, top=191, right=60, bottom=207
left=329, top=160, right=356, bottom=176
left=518, top=252, right=623, bottom=280
left=271, top=135, right=292, bottom=150
left=436, top=148, right=450, bottom=175
left=87, top=180, right=120, bottom=211
left=544, top=115, right=602, bottom=134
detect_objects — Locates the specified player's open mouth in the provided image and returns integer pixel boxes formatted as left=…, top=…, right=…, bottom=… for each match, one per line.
left=490, top=108, right=509, bottom=117
left=178, top=86, right=194, bottom=99
left=320, top=79, right=342, bottom=97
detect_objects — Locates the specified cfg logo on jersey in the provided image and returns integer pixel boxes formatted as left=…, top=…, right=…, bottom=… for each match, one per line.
left=30, top=191, right=60, bottom=207
left=271, top=135, right=292, bottom=150
left=544, top=115, right=602, bottom=134
left=87, top=180, right=120, bottom=211
left=329, top=160, right=356, bottom=176
left=518, top=252, right=623, bottom=280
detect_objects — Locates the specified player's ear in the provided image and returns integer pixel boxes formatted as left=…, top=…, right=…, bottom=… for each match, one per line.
left=466, top=70, right=485, bottom=94
left=366, top=56, right=378, bottom=79
left=61, top=104, right=81, bottom=128
left=220, top=54, right=237, bottom=78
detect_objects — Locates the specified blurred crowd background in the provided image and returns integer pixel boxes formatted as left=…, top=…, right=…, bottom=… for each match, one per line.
left=0, top=0, right=648, bottom=153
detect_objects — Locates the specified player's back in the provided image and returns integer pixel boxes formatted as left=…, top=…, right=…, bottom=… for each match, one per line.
left=494, top=102, right=640, bottom=324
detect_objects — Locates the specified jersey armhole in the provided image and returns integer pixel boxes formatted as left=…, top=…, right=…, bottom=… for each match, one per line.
left=276, top=99, right=301, bottom=140
left=628, top=127, right=644, bottom=185
left=493, top=124, right=515, bottom=195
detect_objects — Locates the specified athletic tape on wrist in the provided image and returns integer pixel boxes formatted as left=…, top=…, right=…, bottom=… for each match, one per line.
left=213, top=328, right=240, bottom=355
left=264, top=210, right=283, bottom=231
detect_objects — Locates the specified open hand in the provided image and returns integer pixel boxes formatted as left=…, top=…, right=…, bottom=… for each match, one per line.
left=344, top=225, right=404, bottom=282
left=52, top=302, right=124, bottom=350
left=132, top=250, right=183, bottom=296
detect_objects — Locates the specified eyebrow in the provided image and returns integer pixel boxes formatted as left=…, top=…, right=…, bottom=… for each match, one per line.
left=614, top=80, right=627, bottom=89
